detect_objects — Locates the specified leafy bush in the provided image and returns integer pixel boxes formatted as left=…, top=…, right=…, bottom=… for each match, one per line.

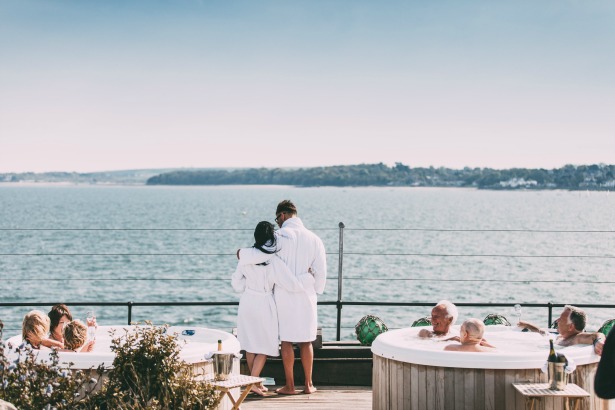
left=0, top=319, right=98, bottom=409
left=85, top=322, right=220, bottom=410
left=0, top=320, right=220, bottom=410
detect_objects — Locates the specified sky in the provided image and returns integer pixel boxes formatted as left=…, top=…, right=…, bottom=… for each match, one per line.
left=1, top=0, right=614, bottom=173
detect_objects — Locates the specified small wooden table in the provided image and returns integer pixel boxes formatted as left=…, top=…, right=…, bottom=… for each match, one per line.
left=202, top=374, right=264, bottom=410
left=513, top=383, right=590, bottom=410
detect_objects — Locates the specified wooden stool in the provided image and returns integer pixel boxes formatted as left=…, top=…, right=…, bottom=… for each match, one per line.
left=201, top=374, right=264, bottom=410
left=513, top=382, right=590, bottom=410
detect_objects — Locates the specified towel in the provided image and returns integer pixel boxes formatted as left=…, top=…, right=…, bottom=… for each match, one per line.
left=540, top=356, right=576, bottom=374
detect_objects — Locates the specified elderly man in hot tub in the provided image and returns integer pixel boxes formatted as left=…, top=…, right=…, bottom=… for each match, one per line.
left=518, top=305, right=605, bottom=355
left=418, top=300, right=459, bottom=338
left=444, top=319, right=496, bottom=352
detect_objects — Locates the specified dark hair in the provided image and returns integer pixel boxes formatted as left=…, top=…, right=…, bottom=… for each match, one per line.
left=48, top=303, right=73, bottom=333
left=253, top=221, right=276, bottom=255
left=276, top=200, right=297, bottom=216
left=566, top=305, right=587, bottom=332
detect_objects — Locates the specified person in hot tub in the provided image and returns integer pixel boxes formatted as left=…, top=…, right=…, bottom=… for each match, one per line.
left=59, top=320, right=95, bottom=353
left=444, top=319, right=496, bottom=352
left=418, top=300, right=459, bottom=338
left=518, top=305, right=605, bottom=355
left=48, top=303, right=73, bottom=345
left=22, top=310, right=63, bottom=349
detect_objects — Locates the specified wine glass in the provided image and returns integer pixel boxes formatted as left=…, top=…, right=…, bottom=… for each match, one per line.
left=513, top=304, right=522, bottom=325
left=86, top=311, right=97, bottom=341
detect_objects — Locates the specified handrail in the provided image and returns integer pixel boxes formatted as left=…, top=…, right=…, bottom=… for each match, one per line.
left=2, top=300, right=615, bottom=334
left=2, top=223, right=615, bottom=341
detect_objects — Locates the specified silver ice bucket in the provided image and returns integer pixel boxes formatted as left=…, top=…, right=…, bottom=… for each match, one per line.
left=212, top=352, right=234, bottom=381
left=548, top=362, right=567, bottom=390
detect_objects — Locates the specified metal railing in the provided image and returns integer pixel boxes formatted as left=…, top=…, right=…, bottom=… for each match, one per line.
left=2, top=223, right=615, bottom=339
left=3, top=300, right=615, bottom=341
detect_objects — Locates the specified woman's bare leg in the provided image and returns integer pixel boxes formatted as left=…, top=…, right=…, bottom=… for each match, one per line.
left=246, top=352, right=255, bottom=375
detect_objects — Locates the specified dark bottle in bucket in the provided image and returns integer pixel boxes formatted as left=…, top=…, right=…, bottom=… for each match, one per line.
left=547, top=340, right=567, bottom=390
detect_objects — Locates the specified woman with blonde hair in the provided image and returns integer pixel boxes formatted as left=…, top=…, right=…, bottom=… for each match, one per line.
left=61, top=320, right=94, bottom=352
left=22, top=310, right=62, bottom=349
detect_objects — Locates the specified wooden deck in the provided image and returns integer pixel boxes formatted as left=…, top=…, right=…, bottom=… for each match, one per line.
left=240, top=386, right=372, bottom=409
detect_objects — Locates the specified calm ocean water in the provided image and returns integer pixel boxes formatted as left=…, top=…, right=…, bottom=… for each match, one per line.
left=1, top=184, right=614, bottom=341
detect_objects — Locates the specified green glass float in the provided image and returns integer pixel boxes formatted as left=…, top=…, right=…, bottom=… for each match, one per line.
left=598, top=319, right=615, bottom=336
left=355, top=315, right=388, bottom=346
left=483, top=314, right=511, bottom=326
left=411, top=316, right=432, bottom=327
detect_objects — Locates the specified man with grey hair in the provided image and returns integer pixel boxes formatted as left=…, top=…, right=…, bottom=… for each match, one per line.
left=418, top=300, right=459, bottom=338
left=518, top=305, right=605, bottom=355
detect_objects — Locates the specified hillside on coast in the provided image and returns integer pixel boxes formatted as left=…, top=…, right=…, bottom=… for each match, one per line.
left=3, top=164, right=613, bottom=190
left=146, top=163, right=615, bottom=190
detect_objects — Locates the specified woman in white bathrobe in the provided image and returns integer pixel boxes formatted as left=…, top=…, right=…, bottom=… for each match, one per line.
left=232, top=221, right=303, bottom=395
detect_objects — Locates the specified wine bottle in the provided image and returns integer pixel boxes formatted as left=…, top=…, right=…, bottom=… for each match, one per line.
left=217, top=339, right=222, bottom=351
left=548, top=339, right=558, bottom=362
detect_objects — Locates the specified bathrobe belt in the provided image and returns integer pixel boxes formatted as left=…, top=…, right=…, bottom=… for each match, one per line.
left=244, top=288, right=273, bottom=296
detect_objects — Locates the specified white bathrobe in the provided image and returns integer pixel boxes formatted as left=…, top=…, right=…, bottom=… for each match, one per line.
left=232, top=253, right=303, bottom=356
left=239, top=217, right=327, bottom=342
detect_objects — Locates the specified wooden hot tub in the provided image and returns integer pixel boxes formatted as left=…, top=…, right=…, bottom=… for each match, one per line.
left=371, top=326, right=613, bottom=410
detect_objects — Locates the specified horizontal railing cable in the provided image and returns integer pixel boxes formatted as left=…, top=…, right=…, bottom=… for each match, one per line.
left=344, top=228, right=615, bottom=233
left=1, top=252, right=612, bottom=258
left=1, top=228, right=614, bottom=233
left=2, top=301, right=614, bottom=309
left=3, top=277, right=615, bottom=285
left=0, top=228, right=339, bottom=231
left=0, top=252, right=340, bottom=256
left=343, top=252, right=615, bottom=258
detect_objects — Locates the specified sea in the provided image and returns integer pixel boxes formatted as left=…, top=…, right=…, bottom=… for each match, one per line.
left=1, top=184, right=614, bottom=341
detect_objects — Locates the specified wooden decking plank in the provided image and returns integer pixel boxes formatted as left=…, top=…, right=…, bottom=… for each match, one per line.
left=241, top=386, right=372, bottom=409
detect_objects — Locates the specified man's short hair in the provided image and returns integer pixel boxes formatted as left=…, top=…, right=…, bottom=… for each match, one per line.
left=48, top=304, right=73, bottom=332
left=276, top=200, right=297, bottom=216
left=565, top=305, right=587, bottom=332
left=63, top=320, right=87, bottom=351
left=436, top=300, right=458, bottom=325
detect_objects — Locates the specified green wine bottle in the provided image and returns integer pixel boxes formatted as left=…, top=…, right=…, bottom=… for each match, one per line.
left=548, top=339, right=558, bottom=362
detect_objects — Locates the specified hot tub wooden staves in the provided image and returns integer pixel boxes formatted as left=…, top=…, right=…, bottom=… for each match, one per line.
left=372, top=355, right=613, bottom=410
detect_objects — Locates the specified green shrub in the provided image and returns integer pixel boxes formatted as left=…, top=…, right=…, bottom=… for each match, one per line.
left=1, top=319, right=219, bottom=410
left=0, top=319, right=98, bottom=409
left=84, top=322, right=220, bottom=410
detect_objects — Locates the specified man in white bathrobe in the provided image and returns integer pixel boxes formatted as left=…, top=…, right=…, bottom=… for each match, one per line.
left=238, top=200, right=326, bottom=394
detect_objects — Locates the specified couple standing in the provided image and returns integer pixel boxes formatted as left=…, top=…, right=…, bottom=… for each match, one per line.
left=232, top=200, right=327, bottom=395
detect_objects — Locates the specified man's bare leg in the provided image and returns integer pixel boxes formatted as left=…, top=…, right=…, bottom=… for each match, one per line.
left=275, top=341, right=302, bottom=394
left=299, top=342, right=316, bottom=393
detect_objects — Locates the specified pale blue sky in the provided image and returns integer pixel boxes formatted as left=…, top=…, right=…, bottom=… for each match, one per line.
left=1, top=0, right=614, bottom=172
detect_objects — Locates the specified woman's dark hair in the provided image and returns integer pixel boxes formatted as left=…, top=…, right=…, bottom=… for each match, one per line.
left=48, top=303, right=73, bottom=332
left=253, top=221, right=276, bottom=255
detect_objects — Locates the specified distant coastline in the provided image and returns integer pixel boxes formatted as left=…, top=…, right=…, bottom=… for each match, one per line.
left=3, top=163, right=613, bottom=191
left=147, top=163, right=615, bottom=190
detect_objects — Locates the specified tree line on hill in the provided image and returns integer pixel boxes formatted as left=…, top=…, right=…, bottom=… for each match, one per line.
left=146, top=163, right=615, bottom=190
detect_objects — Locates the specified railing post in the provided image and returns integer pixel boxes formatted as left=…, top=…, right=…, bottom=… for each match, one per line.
left=547, top=302, right=552, bottom=328
left=336, top=222, right=345, bottom=341
left=128, top=301, right=133, bottom=325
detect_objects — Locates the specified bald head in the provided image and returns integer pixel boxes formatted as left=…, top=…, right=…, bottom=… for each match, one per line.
left=461, top=318, right=485, bottom=341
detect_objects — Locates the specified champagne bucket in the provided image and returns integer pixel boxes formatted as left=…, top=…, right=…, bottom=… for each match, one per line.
left=548, top=362, right=567, bottom=390
left=213, top=352, right=234, bottom=381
